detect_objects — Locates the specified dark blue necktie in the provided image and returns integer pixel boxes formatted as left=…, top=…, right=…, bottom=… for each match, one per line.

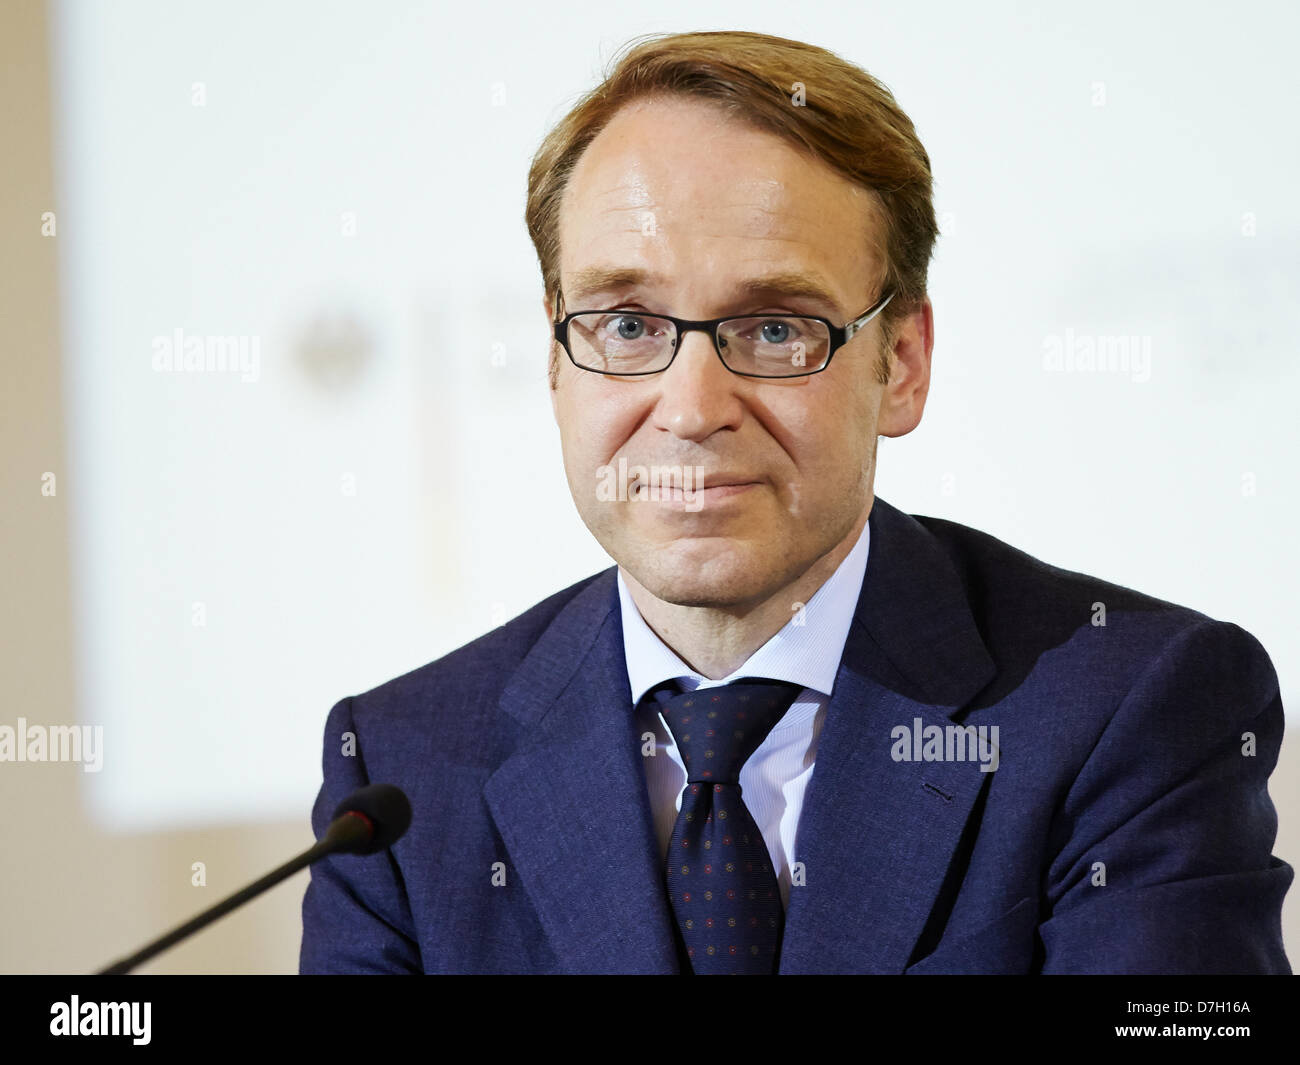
left=650, top=679, right=803, bottom=975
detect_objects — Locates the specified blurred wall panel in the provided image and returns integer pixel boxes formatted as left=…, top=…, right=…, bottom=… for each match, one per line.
left=2, top=0, right=310, bottom=976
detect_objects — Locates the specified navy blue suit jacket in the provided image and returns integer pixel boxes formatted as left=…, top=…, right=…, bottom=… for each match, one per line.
left=300, top=497, right=1292, bottom=973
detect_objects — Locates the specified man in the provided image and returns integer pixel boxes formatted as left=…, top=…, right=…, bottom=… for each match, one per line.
left=300, top=30, right=1291, bottom=974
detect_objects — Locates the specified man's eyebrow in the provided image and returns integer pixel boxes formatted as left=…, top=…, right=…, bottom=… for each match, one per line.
left=565, top=267, right=845, bottom=314
left=735, top=272, right=844, bottom=313
left=566, top=266, right=653, bottom=301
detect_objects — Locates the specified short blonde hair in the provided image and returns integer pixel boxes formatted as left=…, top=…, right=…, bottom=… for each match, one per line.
left=526, top=30, right=938, bottom=387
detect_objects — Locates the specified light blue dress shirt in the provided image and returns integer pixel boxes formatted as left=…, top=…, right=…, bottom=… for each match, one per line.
left=617, top=518, right=871, bottom=907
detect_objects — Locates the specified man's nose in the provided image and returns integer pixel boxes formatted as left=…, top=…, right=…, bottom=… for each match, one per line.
left=651, top=328, right=744, bottom=441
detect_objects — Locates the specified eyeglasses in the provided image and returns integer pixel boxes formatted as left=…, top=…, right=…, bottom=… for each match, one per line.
left=551, top=287, right=894, bottom=379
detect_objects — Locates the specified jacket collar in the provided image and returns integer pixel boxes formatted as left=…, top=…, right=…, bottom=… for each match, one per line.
left=484, top=495, right=996, bottom=973
left=778, top=496, right=997, bottom=973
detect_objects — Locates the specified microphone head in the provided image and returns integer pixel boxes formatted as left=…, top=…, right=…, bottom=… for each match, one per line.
left=331, top=783, right=412, bottom=854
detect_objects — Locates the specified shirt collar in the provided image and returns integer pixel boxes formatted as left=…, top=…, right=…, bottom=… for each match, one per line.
left=617, top=517, right=871, bottom=708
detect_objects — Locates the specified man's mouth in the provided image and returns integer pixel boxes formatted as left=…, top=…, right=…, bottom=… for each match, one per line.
left=645, top=482, right=757, bottom=498
left=632, top=473, right=762, bottom=506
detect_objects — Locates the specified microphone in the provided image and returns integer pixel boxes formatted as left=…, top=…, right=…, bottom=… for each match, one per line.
left=95, top=783, right=412, bottom=975
left=322, top=782, right=412, bottom=855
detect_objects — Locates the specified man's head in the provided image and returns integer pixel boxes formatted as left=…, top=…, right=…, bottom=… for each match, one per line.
left=525, top=31, right=937, bottom=612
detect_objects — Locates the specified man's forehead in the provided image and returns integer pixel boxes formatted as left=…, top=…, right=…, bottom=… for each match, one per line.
left=562, top=112, right=860, bottom=229
left=564, top=163, right=834, bottom=228
left=557, top=98, right=880, bottom=307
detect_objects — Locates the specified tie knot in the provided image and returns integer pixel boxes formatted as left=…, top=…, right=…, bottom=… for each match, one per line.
left=655, top=679, right=802, bottom=784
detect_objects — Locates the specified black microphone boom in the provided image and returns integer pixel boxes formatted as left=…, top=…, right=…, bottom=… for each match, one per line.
left=95, top=783, right=412, bottom=975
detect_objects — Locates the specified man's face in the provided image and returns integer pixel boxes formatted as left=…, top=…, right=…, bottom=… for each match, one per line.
left=549, top=95, right=930, bottom=611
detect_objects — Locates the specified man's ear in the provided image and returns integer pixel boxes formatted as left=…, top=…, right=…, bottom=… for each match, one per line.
left=877, top=298, right=933, bottom=439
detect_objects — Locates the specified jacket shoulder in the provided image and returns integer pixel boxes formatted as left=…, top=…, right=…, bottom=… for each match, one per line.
left=911, top=511, right=1215, bottom=628
left=341, top=567, right=615, bottom=743
left=903, top=511, right=1278, bottom=699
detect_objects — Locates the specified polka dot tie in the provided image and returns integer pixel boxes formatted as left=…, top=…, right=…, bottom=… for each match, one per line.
left=651, top=679, right=803, bottom=975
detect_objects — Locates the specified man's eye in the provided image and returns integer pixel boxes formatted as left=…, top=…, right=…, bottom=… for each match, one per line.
left=610, top=315, right=645, bottom=339
left=600, top=314, right=657, bottom=340
left=742, top=318, right=804, bottom=345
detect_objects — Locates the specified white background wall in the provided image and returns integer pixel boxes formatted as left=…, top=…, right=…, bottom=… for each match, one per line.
left=2, top=0, right=1295, bottom=971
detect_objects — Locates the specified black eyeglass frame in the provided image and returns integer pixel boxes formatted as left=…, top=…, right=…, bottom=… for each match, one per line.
left=550, top=287, right=896, bottom=379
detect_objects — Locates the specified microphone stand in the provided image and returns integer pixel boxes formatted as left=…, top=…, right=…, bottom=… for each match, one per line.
left=96, top=812, right=372, bottom=975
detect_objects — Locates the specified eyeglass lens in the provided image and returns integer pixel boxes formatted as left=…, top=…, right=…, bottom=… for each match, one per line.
left=566, top=312, right=831, bottom=376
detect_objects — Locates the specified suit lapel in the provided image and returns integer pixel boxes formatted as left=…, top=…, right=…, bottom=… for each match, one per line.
left=780, top=497, right=997, bottom=973
left=483, top=571, right=680, bottom=974
left=484, top=496, right=996, bottom=974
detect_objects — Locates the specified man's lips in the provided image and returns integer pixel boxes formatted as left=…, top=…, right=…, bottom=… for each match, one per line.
left=654, top=482, right=757, bottom=498
left=633, top=471, right=763, bottom=488
left=630, top=473, right=764, bottom=503
left=630, top=472, right=763, bottom=487
left=696, top=475, right=761, bottom=489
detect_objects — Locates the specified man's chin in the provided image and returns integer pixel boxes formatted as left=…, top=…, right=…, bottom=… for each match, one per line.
left=617, top=538, right=785, bottom=610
